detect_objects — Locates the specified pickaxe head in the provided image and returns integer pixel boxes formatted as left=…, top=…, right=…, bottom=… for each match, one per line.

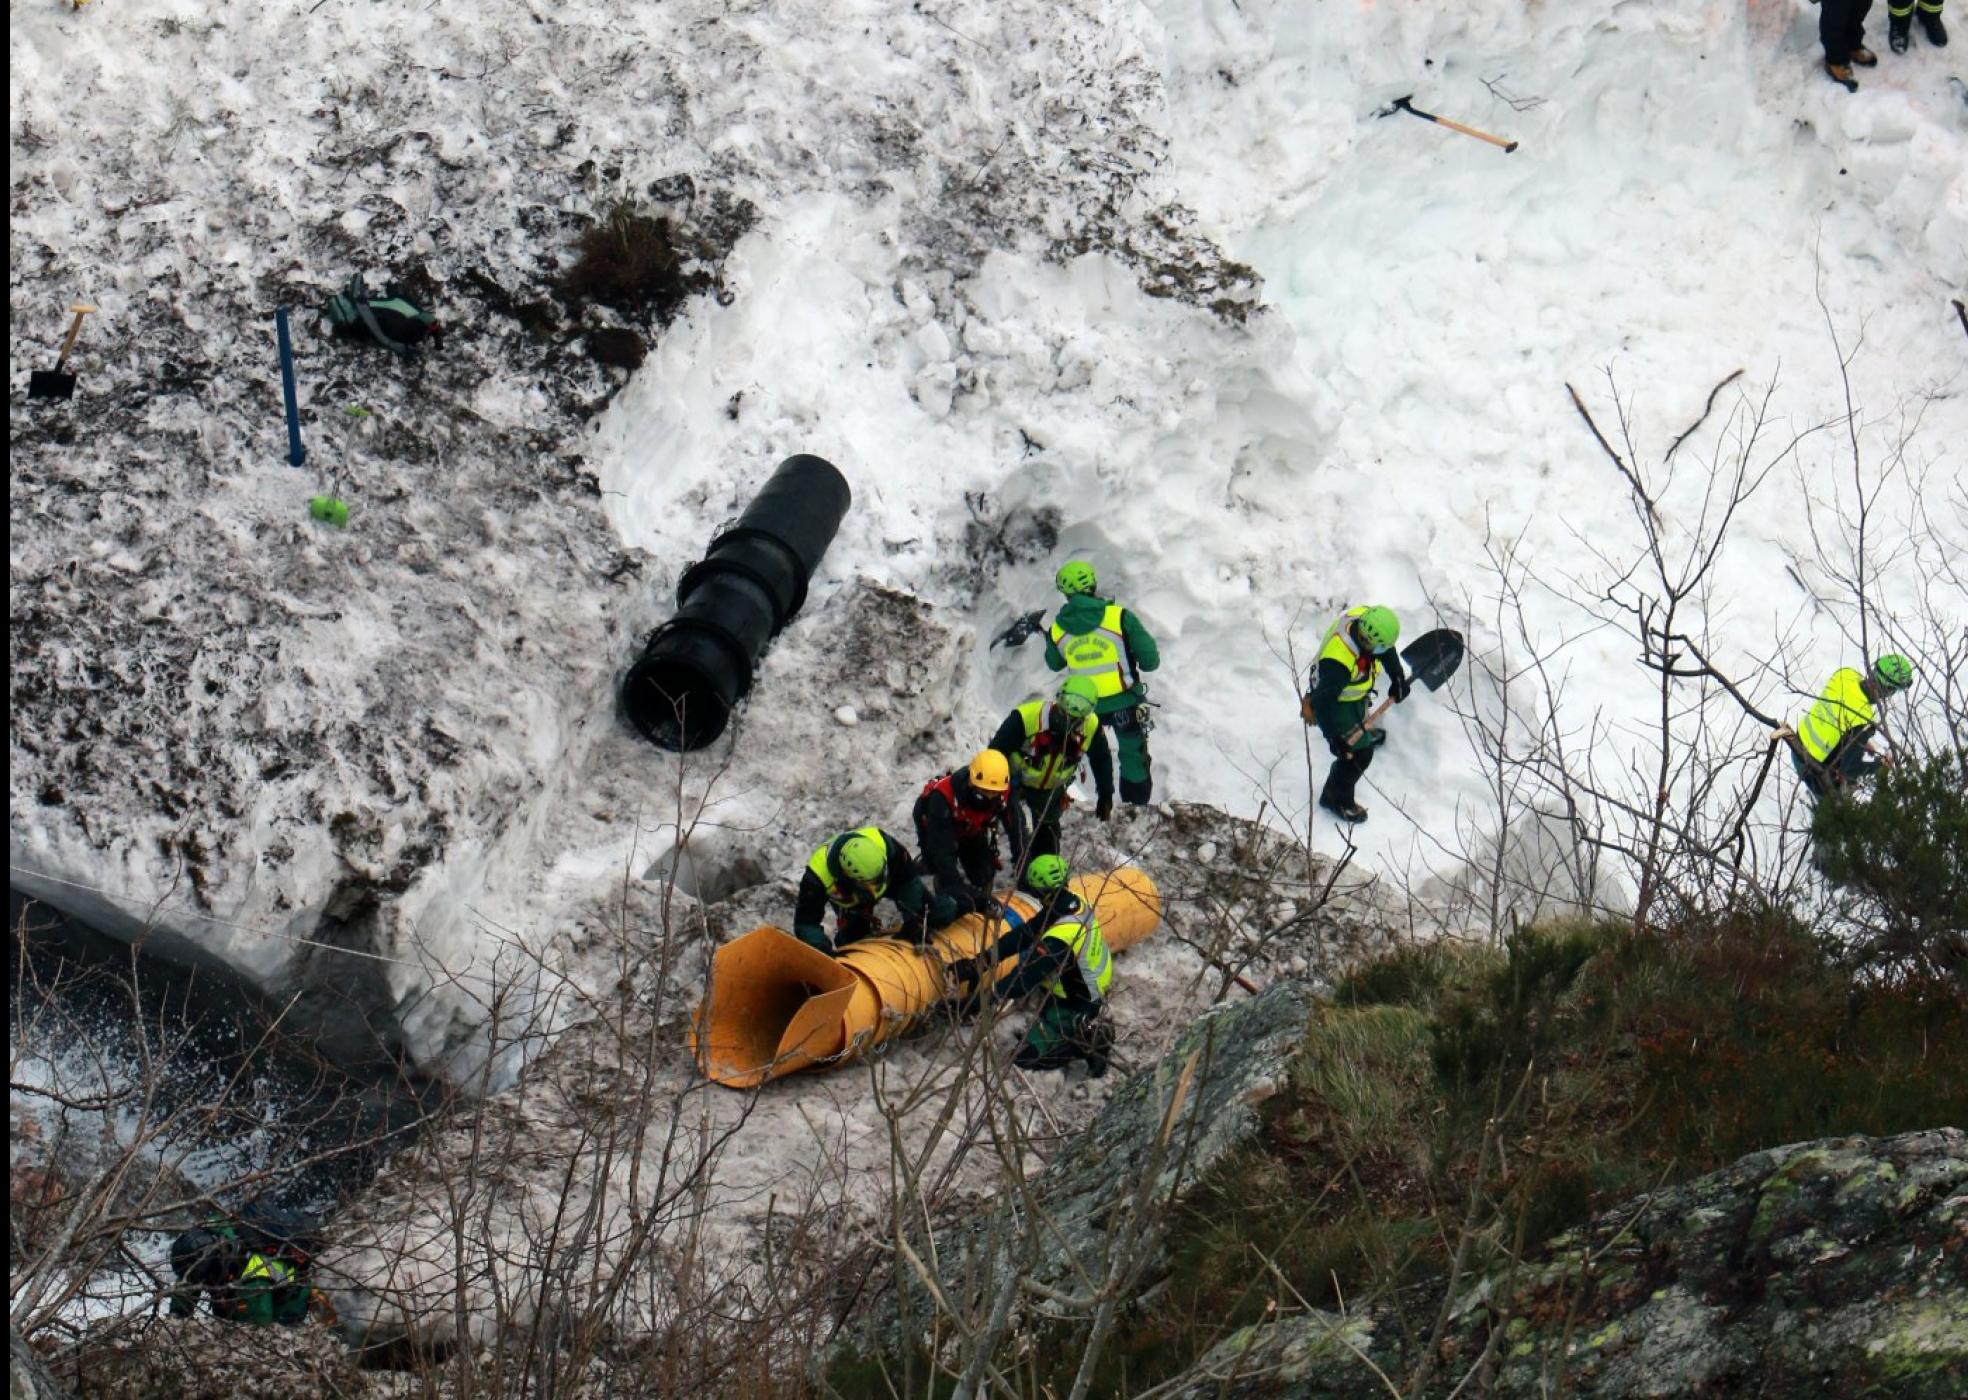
left=1376, top=93, right=1416, bottom=118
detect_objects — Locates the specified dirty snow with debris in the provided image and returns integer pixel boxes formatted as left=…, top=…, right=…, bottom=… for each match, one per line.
left=10, top=0, right=1965, bottom=1339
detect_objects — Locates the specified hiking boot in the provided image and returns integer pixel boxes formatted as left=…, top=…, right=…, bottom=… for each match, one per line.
left=1889, top=15, right=1912, bottom=51
left=1824, top=60, right=1860, bottom=90
left=1851, top=45, right=1879, bottom=66
left=1319, top=798, right=1369, bottom=824
left=1919, top=10, right=1948, bottom=45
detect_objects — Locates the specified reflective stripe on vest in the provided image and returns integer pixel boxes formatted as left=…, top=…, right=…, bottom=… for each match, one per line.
left=806, top=827, right=888, bottom=905
left=1319, top=607, right=1380, bottom=703
left=921, top=772, right=1000, bottom=843
left=240, top=1254, right=291, bottom=1285
left=1049, top=604, right=1129, bottom=699
left=1797, top=668, right=1875, bottom=763
left=1011, top=700, right=1097, bottom=791
left=1041, top=914, right=1111, bottom=1002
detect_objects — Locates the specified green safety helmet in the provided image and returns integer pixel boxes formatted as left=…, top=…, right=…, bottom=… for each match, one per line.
left=1026, top=854, right=1069, bottom=893
left=1055, top=560, right=1098, bottom=596
left=1354, top=605, right=1400, bottom=654
left=1871, top=654, right=1913, bottom=692
left=1056, top=676, right=1100, bottom=719
left=835, top=833, right=887, bottom=885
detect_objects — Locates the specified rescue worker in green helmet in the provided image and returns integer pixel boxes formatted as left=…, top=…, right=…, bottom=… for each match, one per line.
left=792, top=827, right=934, bottom=954
left=1044, top=560, right=1161, bottom=805
left=1301, top=604, right=1410, bottom=825
left=943, top=854, right=1117, bottom=1076
left=987, top=676, right=1115, bottom=877
left=168, top=1207, right=320, bottom=1326
left=1788, top=654, right=1912, bottom=799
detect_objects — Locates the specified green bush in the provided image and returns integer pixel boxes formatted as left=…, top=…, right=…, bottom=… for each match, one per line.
left=1130, top=903, right=1968, bottom=1394
left=1810, top=749, right=1968, bottom=984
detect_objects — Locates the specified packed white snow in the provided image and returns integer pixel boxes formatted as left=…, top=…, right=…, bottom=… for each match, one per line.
left=10, top=0, right=1966, bottom=1338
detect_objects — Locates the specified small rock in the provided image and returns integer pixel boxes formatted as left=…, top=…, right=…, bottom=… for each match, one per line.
left=1197, top=841, right=1218, bottom=864
left=834, top=705, right=859, bottom=726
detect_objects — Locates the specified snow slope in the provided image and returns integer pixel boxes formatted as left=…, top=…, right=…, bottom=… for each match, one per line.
left=12, top=0, right=1965, bottom=1093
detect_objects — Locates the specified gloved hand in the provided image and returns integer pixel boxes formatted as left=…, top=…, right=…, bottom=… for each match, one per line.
left=1096, top=792, right=1114, bottom=821
left=1300, top=694, right=1317, bottom=726
left=1389, top=672, right=1411, bottom=703
left=945, top=956, right=978, bottom=989
left=958, top=886, right=995, bottom=916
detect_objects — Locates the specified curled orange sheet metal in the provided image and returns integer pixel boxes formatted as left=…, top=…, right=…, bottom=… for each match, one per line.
left=690, top=867, right=1161, bottom=1087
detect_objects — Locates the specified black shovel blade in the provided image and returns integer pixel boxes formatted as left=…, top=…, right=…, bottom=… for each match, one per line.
left=1402, top=628, right=1465, bottom=691
left=28, top=370, right=76, bottom=401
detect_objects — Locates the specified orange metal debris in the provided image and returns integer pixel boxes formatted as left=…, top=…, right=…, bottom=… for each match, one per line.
left=690, top=867, right=1161, bottom=1087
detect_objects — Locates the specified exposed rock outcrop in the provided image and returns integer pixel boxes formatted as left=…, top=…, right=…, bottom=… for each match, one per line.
left=1171, top=1128, right=1968, bottom=1398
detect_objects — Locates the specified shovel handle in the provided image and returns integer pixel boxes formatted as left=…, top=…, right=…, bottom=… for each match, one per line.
left=56, top=305, right=95, bottom=369
left=1396, top=99, right=1518, bottom=153
left=1429, top=114, right=1518, bottom=153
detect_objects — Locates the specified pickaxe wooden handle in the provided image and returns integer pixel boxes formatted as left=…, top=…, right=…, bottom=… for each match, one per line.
left=56, top=304, right=96, bottom=370
left=1388, top=95, right=1518, bottom=153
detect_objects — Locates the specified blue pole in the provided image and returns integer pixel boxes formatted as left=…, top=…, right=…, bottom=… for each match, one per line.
left=276, top=307, right=305, bottom=468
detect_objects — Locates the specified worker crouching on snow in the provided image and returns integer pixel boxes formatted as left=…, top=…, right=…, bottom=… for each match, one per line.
left=167, top=1211, right=319, bottom=1326
left=1788, top=654, right=1913, bottom=799
left=914, top=749, right=1026, bottom=924
left=942, top=854, right=1117, bottom=1077
left=1044, top=560, right=1161, bottom=805
left=793, top=827, right=934, bottom=954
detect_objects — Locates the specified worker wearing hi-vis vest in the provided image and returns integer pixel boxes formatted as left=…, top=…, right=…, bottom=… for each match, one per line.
left=988, top=676, right=1115, bottom=877
left=1789, top=655, right=1913, bottom=799
left=1044, top=561, right=1161, bottom=805
left=914, top=749, right=1027, bottom=923
left=1302, top=605, right=1410, bottom=825
left=942, top=854, right=1117, bottom=1076
left=792, top=827, right=933, bottom=954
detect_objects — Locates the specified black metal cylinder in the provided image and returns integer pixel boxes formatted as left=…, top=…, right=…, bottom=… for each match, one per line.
left=623, top=454, right=852, bottom=750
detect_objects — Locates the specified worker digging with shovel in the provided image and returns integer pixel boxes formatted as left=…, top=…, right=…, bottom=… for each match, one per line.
left=1300, top=606, right=1465, bottom=824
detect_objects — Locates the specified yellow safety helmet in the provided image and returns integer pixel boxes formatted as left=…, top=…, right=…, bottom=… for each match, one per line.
left=967, top=749, right=1011, bottom=794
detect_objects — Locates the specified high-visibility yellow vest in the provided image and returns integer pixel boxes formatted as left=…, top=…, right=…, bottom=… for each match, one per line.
left=1049, top=604, right=1129, bottom=699
left=240, top=1253, right=291, bottom=1285
left=1797, top=668, right=1875, bottom=763
left=806, top=827, right=888, bottom=905
left=1041, top=912, right=1111, bottom=1002
left=1318, top=607, right=1380, bottom=703
left=1010, top=699, right=1099, bottom=791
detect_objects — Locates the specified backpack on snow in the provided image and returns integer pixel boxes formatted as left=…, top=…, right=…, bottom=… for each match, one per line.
left=325, top=274, right=444, bottom=356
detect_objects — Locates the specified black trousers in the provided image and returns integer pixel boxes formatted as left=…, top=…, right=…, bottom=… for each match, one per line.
left=1821, top=0, right=1874, bottom=63
left=1017, top=785, right=1068, bottom=866
left=921, top=837, right=997, bottom=915
left=1320, top=736, right=1375, bottom=810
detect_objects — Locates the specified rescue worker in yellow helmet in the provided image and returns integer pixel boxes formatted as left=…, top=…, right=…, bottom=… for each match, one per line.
left=1044, top=561, right=1161, bottom=805
left=914, top=749, right=1026, bottom=923
left=987, top=676, right=1115, bottom=877
left=1790, top=655, right=1912, bottom=799
left=1301, top=605, right=1410, bottom=825
left=943, top=854, right=1117, bottom=1076
left=792, top=828, right=933, bottom=955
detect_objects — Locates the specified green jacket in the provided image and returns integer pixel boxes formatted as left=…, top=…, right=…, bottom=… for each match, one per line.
left=237, top=1252, right=311, bottom=1325
left=1043, top=595, right=1159, bottom=715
